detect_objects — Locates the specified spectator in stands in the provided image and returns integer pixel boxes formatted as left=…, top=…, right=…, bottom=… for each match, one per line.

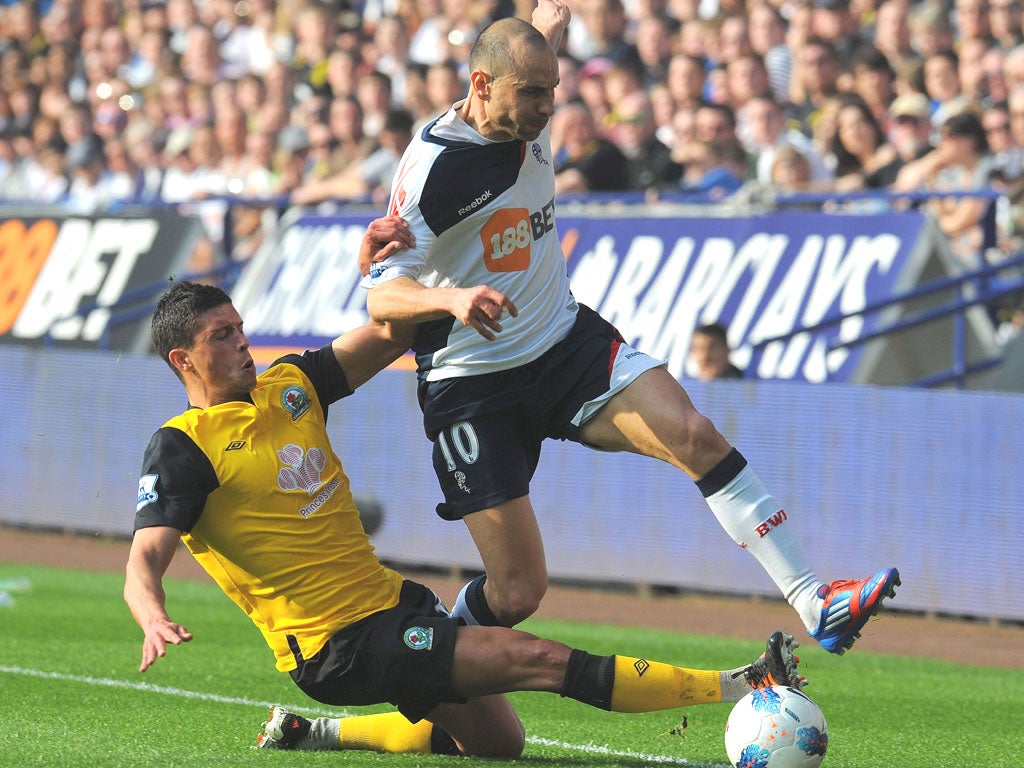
left=694, top=101, right=739, bottom=146
left=407, top=0, right=482, bottom=67
left=953, top=0, right=992, bottom=48
left=982, top=46, right=1010, bottom=106
left=401, top=63, right=434, bottom=125
left=274, top=124, right=314, bottom=196
left=678, top=138, right=748, bottom=199
left=726, top=52, right=772, bottom=130
left=634, top=14, right=673, bottom=88
left=688, top=323, right=744, bottom=380
left=159, top=127, right=198, bottom=202
left=422, top=60, right=466, bottom=128
left=103, top=137, right=142, bottom=203
left=678, top=16, right=709, bottom=59
left=715, top=14, right=753, bottom=68
left=744, top=91, right=830, bottom=186
left=368, top=15, right=411, bottom=100
left=555, top=52, right=582, bottom=107
left=829, top=94, right=903, bottom=191
left=924, top=49, right=970, bottom=132
left=887, top=92, right=937, bottom=166
left=552, top=101, right=629, bottom=194
left=990, top=88, right=1024, bottom=226
left=665, top=52, right=706, bottom=115
left=568, top=0, right=638, bottom=66
left=747, top=3, right=792, bottom=103
left=792, top=36, right=842, bottom=138
left=811, top=0, right=865, bottom=61
left=894, top=111, right=995, bottom=268
left=770, top=146, right=816, bottom=193
left=873, top=0, right=919, bottom=76
left=983, top=103, right=1018, bottom=162
left=123, top=117, right=167, bottom=202
left=355, top=69, right=393, bottom=139
left=180, top=25, right=230, bottom=87
left=850, top=45, right=898, bottom=126
left=291, top=4, right=335, bottom=96
left=575, top=56, right=613, bottom=128
left=959, top=37, right=994, bottom=106
left=908, top=2, right=956, bottom=61
left=323, top=96, right=377, bottom=176
left=64, top=136, right=122, bottom=213
left=988, top=0, right=1023, bottom=51
left=323, top=48, right=361, bottom=102
left=603, top=58, right=646, bottom=122
left=611, top=90, right=682, bottom=192
left=1004, top=45, right=1024, bottom=94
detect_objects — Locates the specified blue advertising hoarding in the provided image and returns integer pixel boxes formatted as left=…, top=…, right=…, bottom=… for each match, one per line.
left=233, top=207, right=994, bottom=384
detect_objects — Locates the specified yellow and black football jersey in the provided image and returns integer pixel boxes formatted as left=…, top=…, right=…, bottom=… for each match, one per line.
left=134, top=346, right=403, bottom=671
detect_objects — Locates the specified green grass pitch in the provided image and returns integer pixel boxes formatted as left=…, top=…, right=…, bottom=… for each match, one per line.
left=0, top=562, right=1018, bottom=767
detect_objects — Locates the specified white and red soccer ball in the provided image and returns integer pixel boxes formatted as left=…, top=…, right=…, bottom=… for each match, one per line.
left=724, top=686, right=829, bottom=768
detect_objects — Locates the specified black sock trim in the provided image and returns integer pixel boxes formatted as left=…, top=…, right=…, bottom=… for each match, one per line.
left=560, top=650, right=615, bottom=711
left=430, top=726, right=461, bottom=755
left=695, top=448, right=747, bottom=498
left=465, top=574, right=505, bottom=627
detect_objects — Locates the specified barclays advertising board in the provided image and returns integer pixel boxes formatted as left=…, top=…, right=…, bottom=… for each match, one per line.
left=233, top=207, right=988, bottom=385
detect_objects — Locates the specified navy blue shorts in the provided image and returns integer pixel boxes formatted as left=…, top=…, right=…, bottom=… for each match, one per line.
left=420, top=304, right=664, bottom=520
left=289, top=580, right=465, bottom=722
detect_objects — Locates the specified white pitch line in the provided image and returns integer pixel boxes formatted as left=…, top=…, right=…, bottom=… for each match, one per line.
left=0, top=665, right=723, bottom=766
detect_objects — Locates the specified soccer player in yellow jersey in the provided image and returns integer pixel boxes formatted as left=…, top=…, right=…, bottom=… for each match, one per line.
left=125, top=221, right=805, bottom=757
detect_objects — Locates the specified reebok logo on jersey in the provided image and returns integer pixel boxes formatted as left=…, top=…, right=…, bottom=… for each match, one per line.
left=458, top=189, right=493, bottom=217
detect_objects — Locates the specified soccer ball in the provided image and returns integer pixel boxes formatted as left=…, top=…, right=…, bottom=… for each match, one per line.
left=724, top=686, right=828, bottom=768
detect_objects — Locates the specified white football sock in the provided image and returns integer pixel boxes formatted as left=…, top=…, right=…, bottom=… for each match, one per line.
left=451, top=579, right=482, bottom=625
left=703, top=464, right=823, bottom=631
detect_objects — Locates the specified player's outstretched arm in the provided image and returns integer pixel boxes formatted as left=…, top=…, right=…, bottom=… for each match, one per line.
left=330, top=320, right=416, bottom=389
left=367, top=276, right=518, bottom=341
left=531, top=0, right=571, bottom=51
left=124, top=526, right=194, bottom=673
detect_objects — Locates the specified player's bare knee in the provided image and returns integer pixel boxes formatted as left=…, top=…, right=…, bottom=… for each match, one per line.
left=467, top=728, right=525, bottom=758
left=459, top=714, right=525, bottom=758
left=667, top=410, right=728, bottom=465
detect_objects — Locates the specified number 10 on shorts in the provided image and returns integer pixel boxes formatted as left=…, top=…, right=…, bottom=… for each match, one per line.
left=438, top=421, right=479, bottom=471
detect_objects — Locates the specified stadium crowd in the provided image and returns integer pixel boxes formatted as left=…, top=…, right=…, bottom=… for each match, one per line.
left=2, top=0, right=1024, bottom=309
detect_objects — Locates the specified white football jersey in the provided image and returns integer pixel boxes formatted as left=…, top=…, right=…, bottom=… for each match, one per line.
left=363, top=105, right=578, bottom=380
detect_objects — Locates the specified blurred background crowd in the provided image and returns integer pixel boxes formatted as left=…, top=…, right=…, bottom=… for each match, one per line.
left=3, top=0, right=1024, bottom=291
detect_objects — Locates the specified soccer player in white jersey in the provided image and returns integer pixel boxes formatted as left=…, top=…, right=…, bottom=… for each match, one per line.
left=361, top=0, right=899, bottom=655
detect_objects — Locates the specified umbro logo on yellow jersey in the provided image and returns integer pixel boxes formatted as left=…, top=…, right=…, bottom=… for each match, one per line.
left=225, top=440, right=246, bottom=452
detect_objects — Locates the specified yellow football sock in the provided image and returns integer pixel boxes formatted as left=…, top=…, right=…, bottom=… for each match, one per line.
left=338, top=712, right=435, bottom=753
left=610, top=655, right=722, bottom=712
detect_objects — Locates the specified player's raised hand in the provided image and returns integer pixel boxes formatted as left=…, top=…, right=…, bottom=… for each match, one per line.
left=451, top=286, right=519, bottom=340
left=358, top=215, right=416, bottom=276
left=531, top=0, right=571, bottom=50
left=139, top=617, right=193, bottom=673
